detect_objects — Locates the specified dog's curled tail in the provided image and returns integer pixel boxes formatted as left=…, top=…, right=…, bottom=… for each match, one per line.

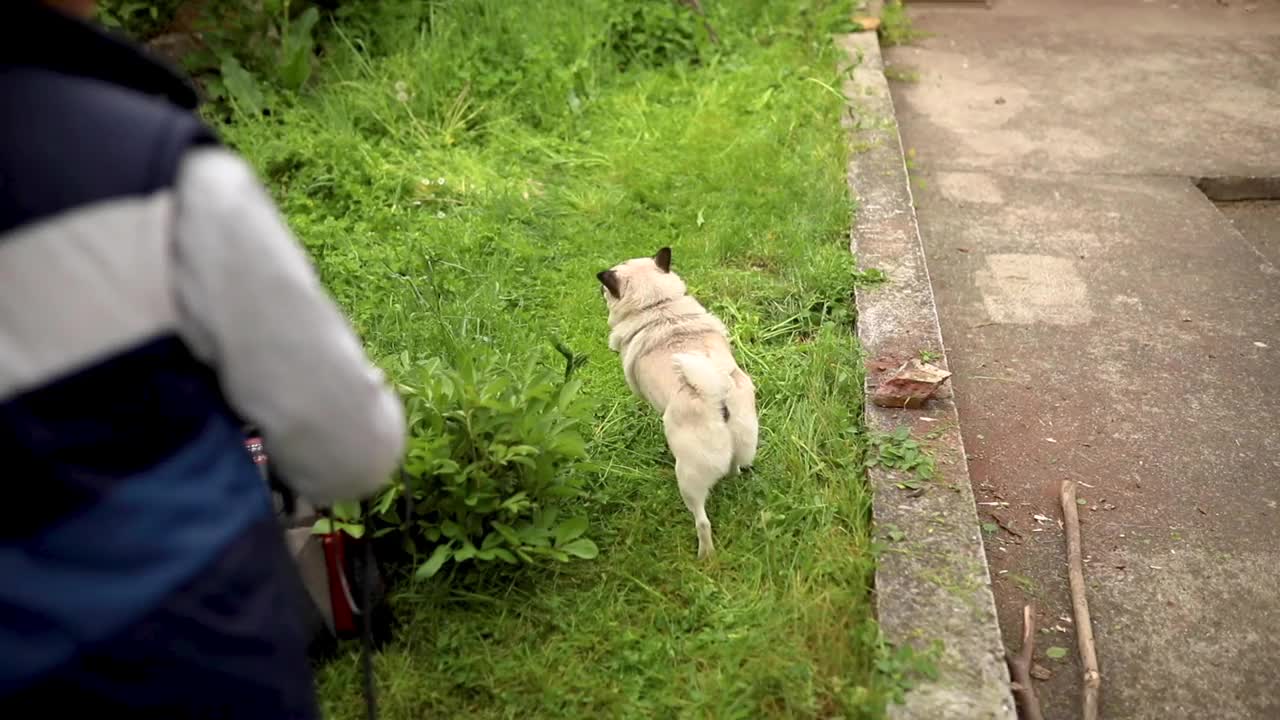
left=672, top=353, right=731, bottom=403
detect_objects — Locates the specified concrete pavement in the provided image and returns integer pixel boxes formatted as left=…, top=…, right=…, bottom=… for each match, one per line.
left=883, top=1, right=1280, bottom=718
left=1219, top=200, right=1280, bottom=267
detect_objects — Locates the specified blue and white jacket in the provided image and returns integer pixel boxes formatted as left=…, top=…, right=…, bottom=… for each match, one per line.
left=0, top=5, right=406, bottom=692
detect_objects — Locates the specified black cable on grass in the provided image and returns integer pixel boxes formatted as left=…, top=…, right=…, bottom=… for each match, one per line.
left=360, top=501, right=378, bottom=720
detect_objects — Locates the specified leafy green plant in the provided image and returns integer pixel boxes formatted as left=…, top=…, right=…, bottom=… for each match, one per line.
left=879, top=1, right=923, bottom=47
left=865, top=426, right=937, bottom=490
left=884, top=66, right=920, bottom=84
left=312, top=500, right=367, bottom=538
left=218, top=55, right=266, bottom=119
left=171, top=0, right=326, bottom=118
left=278, top=5, right=321, bottom=91
left=371, top=354, right=598, bottom=579
left=606, top=1, right=706, bottom=70
left=873, top=636, right=942, bottom=705
left=852, top=266, right=888, bottom=285
left=96, top=0, right=182, bottom=38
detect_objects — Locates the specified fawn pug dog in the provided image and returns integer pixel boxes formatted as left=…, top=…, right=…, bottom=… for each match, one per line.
left=597, top=247, right=758, bottom=559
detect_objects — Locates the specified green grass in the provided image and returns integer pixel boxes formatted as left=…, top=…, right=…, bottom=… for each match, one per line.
left=212, top=1, right=930, bottom=717
left=878, top=1, right=922, bottom=47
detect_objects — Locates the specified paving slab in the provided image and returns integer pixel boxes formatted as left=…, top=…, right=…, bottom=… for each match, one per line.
left=884, top=2, right=1280, bottom=718
left=1217, top=199, right=1280, bottom=268
left=886, top=0, right=1280, bottom=177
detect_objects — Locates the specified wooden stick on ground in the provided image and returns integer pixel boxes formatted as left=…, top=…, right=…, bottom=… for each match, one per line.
left=1060, top=480, right=1102, bottom=720
left=1007, top=604, right=1045, bottom=720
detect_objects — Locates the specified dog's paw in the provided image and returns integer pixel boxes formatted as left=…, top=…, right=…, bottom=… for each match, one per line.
left=697, top=535, right=715, bottom=560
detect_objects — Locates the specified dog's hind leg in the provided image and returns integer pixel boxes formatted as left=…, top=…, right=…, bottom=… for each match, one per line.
left=727, top=370, right=759, bottom=473
left=676, top=460, right=716, bottom=560
left=665, top=387, right=732, bottom=560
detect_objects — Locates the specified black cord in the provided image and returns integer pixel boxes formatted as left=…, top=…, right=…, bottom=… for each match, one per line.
left=360, top=501, right=377, bottom=720
left=242, top=424, right=296, bottom=516
left=400, top=468, right=414, bottom=538
left=246, top=425, right=375, bottom=716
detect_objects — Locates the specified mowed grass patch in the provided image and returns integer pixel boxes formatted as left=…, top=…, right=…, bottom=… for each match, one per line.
left=215, top=1, right=930, bottom=717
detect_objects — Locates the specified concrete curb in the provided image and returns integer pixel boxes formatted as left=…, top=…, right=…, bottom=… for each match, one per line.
left=839, top=32, right=1016, bottom=720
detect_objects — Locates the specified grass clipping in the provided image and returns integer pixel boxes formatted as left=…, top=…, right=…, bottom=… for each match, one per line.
left=214, top=1, right=930, bottom=717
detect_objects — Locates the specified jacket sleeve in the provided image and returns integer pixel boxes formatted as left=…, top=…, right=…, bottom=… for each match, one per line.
left=170, top=146, right=406, bottom=505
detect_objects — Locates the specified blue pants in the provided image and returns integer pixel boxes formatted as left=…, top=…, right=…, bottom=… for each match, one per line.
left=1, top=517, right=319, bottom=719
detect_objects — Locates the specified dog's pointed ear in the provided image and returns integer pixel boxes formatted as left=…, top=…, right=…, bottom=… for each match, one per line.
left=654, top=247, right=672, bottom=273
left=597, top=269, right=621, bottom=299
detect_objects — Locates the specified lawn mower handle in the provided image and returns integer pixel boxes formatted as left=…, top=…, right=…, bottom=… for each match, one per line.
left=241, top=425, right=297, bottom=516
left=241, top=424, right=378, bottom=720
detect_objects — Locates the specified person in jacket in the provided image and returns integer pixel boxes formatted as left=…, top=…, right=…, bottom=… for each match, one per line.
left=0, top=1, right=407, bottom=716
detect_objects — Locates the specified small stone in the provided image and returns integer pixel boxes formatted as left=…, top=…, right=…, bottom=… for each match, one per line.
left=871, top=359, right=953, bottom=409
left=1031, top=664, right=1053, bottom=681
left=995, top=96, right=1007, bottom=105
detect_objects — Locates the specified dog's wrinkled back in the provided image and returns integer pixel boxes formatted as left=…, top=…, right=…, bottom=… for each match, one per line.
left=597, top=248, right=758, bottom=559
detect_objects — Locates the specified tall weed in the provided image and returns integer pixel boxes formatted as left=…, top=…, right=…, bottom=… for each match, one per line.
left=373, top=353, right=598, bottom=580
